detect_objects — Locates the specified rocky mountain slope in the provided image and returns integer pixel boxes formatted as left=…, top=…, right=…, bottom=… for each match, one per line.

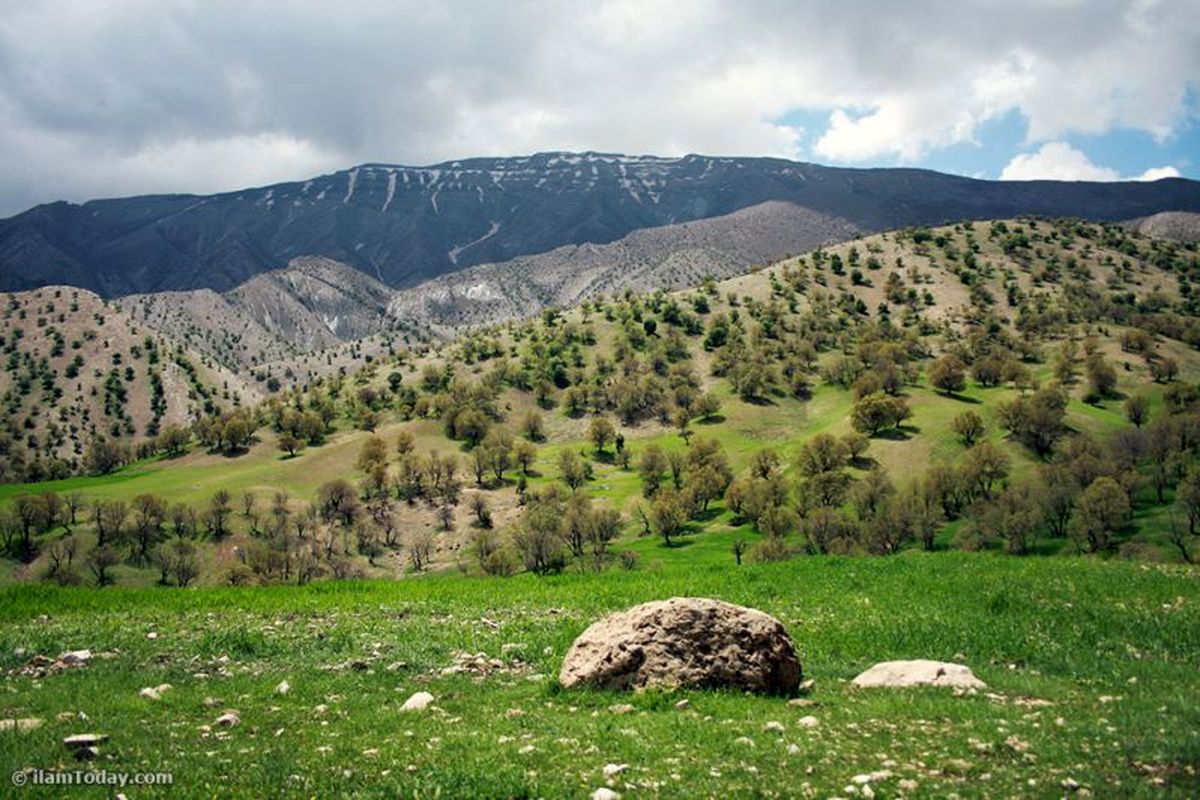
left=1125, top=211, right=1200, bottom=242
left=3, top=152, right=1199, bottom=296
left=386, top=201, right=858, bottom=331
left=117, top=257, right=404, bottom=371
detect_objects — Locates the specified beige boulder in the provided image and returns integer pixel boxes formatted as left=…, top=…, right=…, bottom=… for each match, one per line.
left=560, top=597, right=801, bottom=694
left=851, top=659, right=985, bottom=689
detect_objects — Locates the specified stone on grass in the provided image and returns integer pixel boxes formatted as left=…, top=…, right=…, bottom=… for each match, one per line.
left=0, top=718, right=43, bottom=733
left=603, top=763, right=629, bottom=779
left=851, top=660, right=986, bottom=689
left=63, top=733, right=107, bottom=760
left=276, top=680, right=291, bottom=695
left=215, top=710, right=240, bottom=727
left=58, top=650, right=91, bottom=666
left=592, top=789, right=621, bottom=800
left=401, top=691, right=434, bottom=712
left=798, top=715, right=819, bottom=728
left=560, top=598, right=801, bottom=694
left=139, top=687, right=162, bottom=701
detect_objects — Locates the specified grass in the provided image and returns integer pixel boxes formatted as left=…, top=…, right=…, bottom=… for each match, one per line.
left=1, top=553, right=1198, bottom=798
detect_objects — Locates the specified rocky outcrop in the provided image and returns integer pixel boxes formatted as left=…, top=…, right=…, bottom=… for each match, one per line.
left=559, top=597, right=801, bottom=694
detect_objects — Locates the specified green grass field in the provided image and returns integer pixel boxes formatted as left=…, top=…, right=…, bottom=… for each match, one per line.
left=1, top=553, right=1197, bottom=797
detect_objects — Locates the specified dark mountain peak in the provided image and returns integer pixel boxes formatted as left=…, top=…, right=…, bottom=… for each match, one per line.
left=1, top=152, right=1198, bottom=297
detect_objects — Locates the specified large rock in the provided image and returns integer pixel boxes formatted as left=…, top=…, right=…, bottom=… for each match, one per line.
left=851, top=660, right=986, bottom=689
left=559, top=598, right=801, bottom=694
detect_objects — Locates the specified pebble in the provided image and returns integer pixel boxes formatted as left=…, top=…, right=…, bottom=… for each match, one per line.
left=673, top=699, right=691, bottom=710
left=603, top=763, right=629, bottom=779
left=215, top=711, right=240, bottom=727
left=798, top=715, right=819, bottom=728
left=608, top=704, right=635, bottom=715
left=592, top=789, right=621, bottom=800
left=276, top=680, right=291, bottom=695
left=734, top=736, right=755, bottom=747
left=139, top=687, right=162, bottom=701
left=401, top=691, right=435, bottom=712
left=764, top=721, right=785, bottom=733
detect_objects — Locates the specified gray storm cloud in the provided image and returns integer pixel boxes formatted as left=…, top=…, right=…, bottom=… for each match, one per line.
left=0, top=0, right=1197, bottom=215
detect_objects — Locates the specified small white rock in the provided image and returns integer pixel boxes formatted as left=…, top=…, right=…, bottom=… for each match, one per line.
left=602, top=763, right=629, bottom=779
left=139, top=687, right=161, bottom=701
left=146, top=632, right=159, bottom=640
left=592, top=789, right=621, bottom=800
left=59, top=650, right=91, bottom=666
left=764, top=720, right=785, bottom=733
left=674, top=699, right=691, bottom=710
left=798, top=715, right=819, bottom=728
left=276, top=680, right=291, bottom=695
left=401, top=691, right=434, bottom=712
left=215, top=711, right=240, bottom=727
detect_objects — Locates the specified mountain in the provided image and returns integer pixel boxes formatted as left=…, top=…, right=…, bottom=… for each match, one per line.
left=3, top=152, right=1199, bottom=296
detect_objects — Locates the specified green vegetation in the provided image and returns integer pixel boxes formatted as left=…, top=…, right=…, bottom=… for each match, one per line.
left=1, top=554, right=1197, bottom=797
left=1, top=217, right=1200, bottom=796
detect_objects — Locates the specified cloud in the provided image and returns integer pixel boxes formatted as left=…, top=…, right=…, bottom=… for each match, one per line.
left=999, top=142, right=1180, bottom=182
left=0, top=0, right=1196, bottom=214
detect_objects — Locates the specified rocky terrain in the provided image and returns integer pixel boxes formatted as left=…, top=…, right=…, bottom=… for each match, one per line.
left=118, top=257, right=403, bottom=370
left=1125, top=210, right=1200, bottom=242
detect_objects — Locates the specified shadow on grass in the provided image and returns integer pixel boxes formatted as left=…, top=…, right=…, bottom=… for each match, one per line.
left=875, top=425, right=919, bottom=441
left=943, top=391, right=982, bottom=404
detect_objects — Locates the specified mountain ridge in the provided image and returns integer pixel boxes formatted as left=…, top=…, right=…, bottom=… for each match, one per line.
left=3, top=151, right=1199, bottom=297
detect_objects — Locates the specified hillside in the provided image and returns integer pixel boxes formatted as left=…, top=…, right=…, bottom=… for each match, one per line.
left=2, top=152, right=1199, bottom=296
left=386, top=201, right=860, bottom=332
left=4, top=216, right=1200, bottom=586
left=0, top=287, right=259, bottom=481
left=117, top=257, right=406, bottom=371
left=1126, top=211, right=1200, bottom=242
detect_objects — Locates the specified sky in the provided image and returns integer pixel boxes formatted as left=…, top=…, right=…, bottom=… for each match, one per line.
left=0, top=0, right=1198, bottom=216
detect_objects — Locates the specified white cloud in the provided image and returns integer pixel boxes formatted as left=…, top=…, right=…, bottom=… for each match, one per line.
left=999, top=142, right=1180, bottom=182
left=1137, top=165, right=1183, bottom=181
left=0, top=0, right=1196, bottom=213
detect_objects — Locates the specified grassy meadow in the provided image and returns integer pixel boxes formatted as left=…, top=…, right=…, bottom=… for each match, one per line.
left=2, top=553, right=1199, bottom=798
